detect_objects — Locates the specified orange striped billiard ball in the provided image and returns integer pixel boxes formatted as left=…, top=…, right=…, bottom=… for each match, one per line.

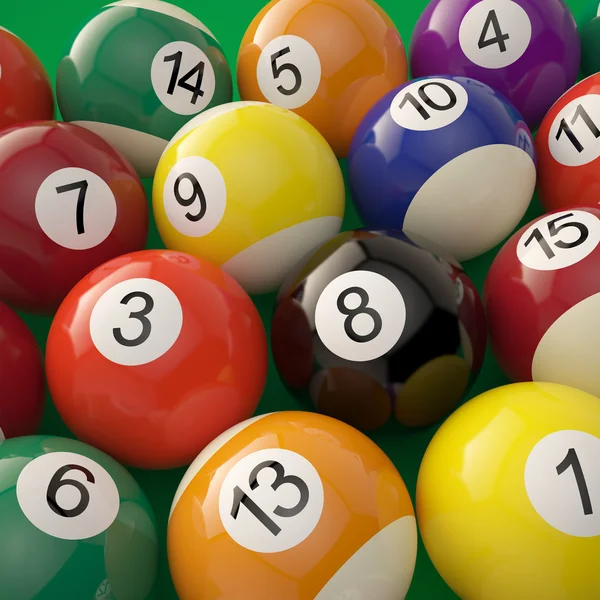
left=168, top=411, right=417, bottom=600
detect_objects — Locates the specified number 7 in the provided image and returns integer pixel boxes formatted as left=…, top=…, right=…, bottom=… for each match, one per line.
left=56, top=179, right=88, bottom=235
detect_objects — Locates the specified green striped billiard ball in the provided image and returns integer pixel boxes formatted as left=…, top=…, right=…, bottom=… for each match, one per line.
left=57, top=0, right=233, bottom=178
left=579, top=0, right=600, bottom=77
left=0, top=435, right=158, bottom=599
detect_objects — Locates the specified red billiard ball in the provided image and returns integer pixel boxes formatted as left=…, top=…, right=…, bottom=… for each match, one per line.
left=0, top=28, right=54, bottom=129
left=0, top=300, right=44, bottom=440
left=45, top=249, right=268, bottom=470
left=536, top=74, right=600, bottom=212
left=0, top=121, right=148, bottom=313
left=484, top=206, right=600, bottom=397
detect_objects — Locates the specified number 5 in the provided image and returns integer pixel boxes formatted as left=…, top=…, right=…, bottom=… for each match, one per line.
left=271, top=47, right=302, bottom=96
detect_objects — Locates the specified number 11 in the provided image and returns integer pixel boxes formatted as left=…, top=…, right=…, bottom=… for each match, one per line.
left=556, top=104, right=600, bottom=153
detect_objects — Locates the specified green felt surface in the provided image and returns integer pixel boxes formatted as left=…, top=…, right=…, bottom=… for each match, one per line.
left=0, top=0, right=593, bottom=598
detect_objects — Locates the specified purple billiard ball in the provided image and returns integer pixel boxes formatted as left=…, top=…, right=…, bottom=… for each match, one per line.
left=410, top=0, right=580, bottom=130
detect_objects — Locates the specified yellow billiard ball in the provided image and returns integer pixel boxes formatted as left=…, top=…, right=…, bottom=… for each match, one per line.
left=167, top=411, right=417, bottom=600
left=152, top=101, right=345, bottom=295
left=417, top=382, right=600, bottom=600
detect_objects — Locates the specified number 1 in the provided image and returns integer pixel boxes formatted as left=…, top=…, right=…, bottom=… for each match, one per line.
left=556, top=448, right=593, bottom=516
left=230, top=485, right=282, bottom=535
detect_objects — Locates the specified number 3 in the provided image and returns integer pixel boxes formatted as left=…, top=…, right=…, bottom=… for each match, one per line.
left=113, top=291, right=155, bottom=348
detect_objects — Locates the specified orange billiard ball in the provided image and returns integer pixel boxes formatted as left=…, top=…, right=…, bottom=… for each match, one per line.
left=45, top=249, right=268, bottom=470
left=168, top=411, right=417, bottom=600
left=237, top=0, right=408, bottom=157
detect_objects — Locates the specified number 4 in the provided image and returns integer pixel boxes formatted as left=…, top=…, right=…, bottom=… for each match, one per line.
left=478, top=9, right=510, bottom=52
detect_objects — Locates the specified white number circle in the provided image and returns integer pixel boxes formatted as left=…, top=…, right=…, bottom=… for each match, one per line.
left=257, top=35, right=321, bottom=110
left=163, top=156, right=226, bottom=237
left=89, top=278, right=184, bottom=366
left=315, top=270, right=406, bottom=363
left=516, top=210, right=600, bottom=271
left=218, top=448, right=324, bottom=553
left=525, top=430, right=600, bottom=537
left=16, top=451, right=120, bottom=540
left=151, top=41, right=216, bottom=116
left=459, top=0, right=532, bottom=69
left=35, top=167, right=117, bottom=251
left=548, top=95, right=600, bottom=167
left=390, top=78, right=469, bottom=131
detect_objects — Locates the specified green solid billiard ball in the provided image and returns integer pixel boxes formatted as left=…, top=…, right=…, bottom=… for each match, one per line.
left=57, top=0, right=233, bottom=177
left=579, top=0, right=600, bottom=77
left=0, top=435, right=158, bottom=599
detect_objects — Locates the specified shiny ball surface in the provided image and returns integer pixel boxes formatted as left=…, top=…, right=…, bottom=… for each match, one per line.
left=168, top=411, right=417, bottom=600
left=410, top=0, right=580, bottom=130
left=0, top=300, right=44, bottom=441
left=0, top=435, right=158, bottom=600
left=348, top=75, right=536, bottom=262
left=152, top=101, right=345, bottom=295
left=485, top=206, right=600, bottom=398
left=57, top=0, right=233, bottom=177
left=0, top=121, right=148, bottom=314
left=0, top=28, right=54, bottom=129
left=237, top=0, right=408, bottom=158
left=417, top=382, right=600, bottom=600
left=536, top=73, right=600, bottom=212
left=271, top=230, right=486, bottom=431
left=45, top=249, right=268, bottom=470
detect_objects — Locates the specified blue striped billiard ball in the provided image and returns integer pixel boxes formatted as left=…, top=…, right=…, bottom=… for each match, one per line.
left=348, top=75, right=537, bottom=262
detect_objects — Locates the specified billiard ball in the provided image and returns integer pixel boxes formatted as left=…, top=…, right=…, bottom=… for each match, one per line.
left=237, top=0, right=408, bottom=157
left=0, top=300, right=44, bottom=441
left=536, top=73, right=600, bottom=212
left=484, top=207, right=600, bottom=397
left=0, top=435, right=158, bottom=599
left=417, top=382, right=600, bottom=600
left=271, top=230, right=486, bottom=431
left=410, top=0, right=580, bottom=130
left=0, top=121, right=148, bottom=314
left=0, top=27, right=54, bottom=129
left=578, top=0, right=600, bottom=77
left=348, top=76, right=536, bottom=262
left=45, top=249, right=268, bottom=470
left=168, top=411, right=417, bottom=600
left=57, top=0, right=233, bottom=178
left=152, top=101, right=345, bottom=295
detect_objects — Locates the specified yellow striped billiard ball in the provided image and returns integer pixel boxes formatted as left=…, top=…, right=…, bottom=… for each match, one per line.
left=152, top=101, right=345, bottom=295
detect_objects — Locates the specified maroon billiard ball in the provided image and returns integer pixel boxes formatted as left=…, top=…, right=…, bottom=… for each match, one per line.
left=0, top=300, right=44, bottom=440
left=0, top=121, right=148, bottom=314
left=485, top=206, right=600, bottom=397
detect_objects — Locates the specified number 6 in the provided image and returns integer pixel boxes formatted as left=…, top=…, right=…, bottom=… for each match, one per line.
left=46, top=464, right=94, bottom=518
